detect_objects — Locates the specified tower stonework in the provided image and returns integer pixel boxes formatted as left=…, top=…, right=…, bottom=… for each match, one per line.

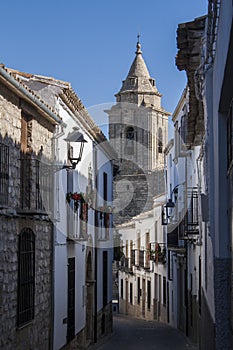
left=107, top=38, right=170, bottom=225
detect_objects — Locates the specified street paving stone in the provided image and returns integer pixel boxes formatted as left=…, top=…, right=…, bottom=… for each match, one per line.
left=89, top=314, right=198, bottom=350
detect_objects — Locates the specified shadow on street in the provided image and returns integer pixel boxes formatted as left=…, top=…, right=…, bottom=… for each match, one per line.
left=90, top=314, right=198, bottom=350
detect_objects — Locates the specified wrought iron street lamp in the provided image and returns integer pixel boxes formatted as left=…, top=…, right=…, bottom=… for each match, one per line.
left=162, top=183, right=184, bottom=225
left=165, top=198, right=175, bottom=219
left=63, top=127, right=87, bottom=170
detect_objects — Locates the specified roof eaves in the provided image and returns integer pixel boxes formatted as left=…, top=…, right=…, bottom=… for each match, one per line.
left=0, top=64, right=64, bottom=126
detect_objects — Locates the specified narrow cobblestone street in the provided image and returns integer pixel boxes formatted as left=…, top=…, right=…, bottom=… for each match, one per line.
left=90, top=314, right=198, bottom=350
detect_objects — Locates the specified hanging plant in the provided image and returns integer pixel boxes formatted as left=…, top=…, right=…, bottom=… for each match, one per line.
left=147, top=245, right=166, bottom=264
left=66, top=192, right=85, bottom=211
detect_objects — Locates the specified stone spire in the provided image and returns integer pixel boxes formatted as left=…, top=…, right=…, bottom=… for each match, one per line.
left=115, top=35, right=162, bottom=106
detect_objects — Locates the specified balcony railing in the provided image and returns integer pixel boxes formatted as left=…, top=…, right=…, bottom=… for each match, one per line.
left=67, top=199, right=88, bottom=240
left=149, top=243, right=166, bottom=264
left=120, top=257, right=133, bottom=273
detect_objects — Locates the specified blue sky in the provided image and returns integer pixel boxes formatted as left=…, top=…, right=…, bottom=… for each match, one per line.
left=1, top=0, right=207, bottom=124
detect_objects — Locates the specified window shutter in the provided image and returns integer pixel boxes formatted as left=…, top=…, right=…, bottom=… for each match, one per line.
left=21, top=116, right=28, bottom=152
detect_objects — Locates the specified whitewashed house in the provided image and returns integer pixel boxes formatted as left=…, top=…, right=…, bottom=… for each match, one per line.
left=167, top=2, right=233, bottom=348
left=200, top=1, right=233, bottom=348
left=7, top=71, right=114, bottom=349
left=118, top=193, right=167, bottom=323
left=164, top=87, right=204, bottom=342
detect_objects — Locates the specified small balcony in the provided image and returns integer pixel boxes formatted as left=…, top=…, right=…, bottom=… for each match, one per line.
left=148, top=243, right=166, bottom=264
left=67, top=198, right=88, bottom=241
left=120, top=257, right=133, bottom=274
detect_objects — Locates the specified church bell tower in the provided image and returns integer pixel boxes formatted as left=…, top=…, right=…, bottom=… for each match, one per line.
left=107, top=36, right=170, bottom=224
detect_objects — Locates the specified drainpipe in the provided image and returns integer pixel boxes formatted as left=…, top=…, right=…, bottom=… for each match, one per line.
left=93, top=143, right=98, bottom=343
left=50, top=125, right=66, bottom=350
left=51, top=224, right=55, bottom=350
left=185, top=156, right=189, bottom=337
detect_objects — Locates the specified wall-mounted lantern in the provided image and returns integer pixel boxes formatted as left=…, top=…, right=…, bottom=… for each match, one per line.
left=63, top=127, right=87, bottom=170
left=165, top=198, right=175, bottom=219
left=162, top=183, right=184, bottom=225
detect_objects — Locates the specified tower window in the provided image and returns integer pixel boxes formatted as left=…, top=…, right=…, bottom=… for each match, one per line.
left=125, top=127, right=134, bottom=155
left=129, top=78, right=136, bottom=86
left=149, top=79, right=155, bottom=86
left=158, top=128, right=163, bottom=153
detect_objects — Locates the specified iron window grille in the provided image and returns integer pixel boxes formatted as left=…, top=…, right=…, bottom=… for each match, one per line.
left=185, top=188, right=199, bottom=234
left=0, top=143, right=9, bottom=206
left=17, top=228, right=35, bottom=327
left=20, top=156, right=52, bottom=213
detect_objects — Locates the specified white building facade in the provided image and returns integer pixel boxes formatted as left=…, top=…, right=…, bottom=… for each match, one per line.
left=164, top=87, right=205, bottom=342
left=6, top=71, right=114, bottom=350
left=167, top=2, right=233, bottom=348
left=118, top=194, right=167, bottom=323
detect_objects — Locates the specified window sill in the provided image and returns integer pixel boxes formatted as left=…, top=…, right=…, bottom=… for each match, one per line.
left=67, top=236, right=88, bottom=242
left=17, top=209, right=50, bottom=216
left=17, top=320, right=34, bottom=330
left=0, top=204, right=9, bottom=209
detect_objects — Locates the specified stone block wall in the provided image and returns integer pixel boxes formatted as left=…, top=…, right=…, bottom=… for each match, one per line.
left=61, top=328, right=86, bottom=350
left=0, top=217, right=53, bottom=350
left=214, top=258, right=232, bottom=350
left=113, top=168, right=165, bottom=226
left=0, top=79, right=54, bottom=349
